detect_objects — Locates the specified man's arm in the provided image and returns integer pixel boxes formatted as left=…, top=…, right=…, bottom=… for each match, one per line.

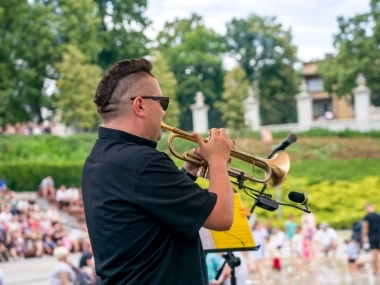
left=186, top=129, right=234, bottom=231
left=362, top=220, right=369, bottom=243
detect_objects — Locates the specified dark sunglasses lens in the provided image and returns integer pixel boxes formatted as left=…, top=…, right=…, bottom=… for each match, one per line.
left=161, top=99, right=169, bottom=111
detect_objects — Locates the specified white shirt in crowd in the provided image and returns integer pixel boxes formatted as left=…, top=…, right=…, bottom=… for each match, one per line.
left=66, top=187, right=79, bottom=200
left=0, top=211, right=13, bottom=223
left=274, top=230, right=286, bottom=248
left=56, top=188, right=68, bottom=202
left=314, top=227, right=338, bottom=248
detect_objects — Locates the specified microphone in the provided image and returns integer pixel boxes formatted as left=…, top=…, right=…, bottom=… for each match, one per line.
left=268, top=133, right=298, bottom=158
left=288, top=191, right=308, bottom=205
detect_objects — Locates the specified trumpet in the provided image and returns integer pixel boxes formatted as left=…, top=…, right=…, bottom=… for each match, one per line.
left=161, top=122, right=290, bottom=188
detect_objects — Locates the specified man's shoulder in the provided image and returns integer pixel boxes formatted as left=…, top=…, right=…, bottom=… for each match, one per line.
left=364, top=212, right=380, bottom=220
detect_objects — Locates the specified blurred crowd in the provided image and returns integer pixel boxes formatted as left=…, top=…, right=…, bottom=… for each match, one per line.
left=1, top=174, right=378, bottom=285
left=0, top=176, right=97, bottom=284
left=0, top=121, right=54, bottom=135
left=206, top=210, right=377, bottom=285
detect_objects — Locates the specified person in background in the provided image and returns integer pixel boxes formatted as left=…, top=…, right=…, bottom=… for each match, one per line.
left=344, top=238, right=365, bottom=276
left=49, top=246, right=76, bottom=285
left=248, top=221, right=269, bottom=283
left=284, top=214, right=297, bottom=255
left=351, top=221, right=363, bottom=249
left=362, top=202, right=380, bottom=275
left=206, top=253, right=230, bottom=285
left=273, top=227, right=286, bottom=254
left=39, top=176, right=55, bottom=200
left=81, top=58, right=234, bottom=284
left=314, top=221, right=338, bottom=258
left=0, top=178, right=7, bottom=192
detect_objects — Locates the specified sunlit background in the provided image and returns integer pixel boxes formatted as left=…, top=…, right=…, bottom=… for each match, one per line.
left=0, top=0, right=380, bottom=284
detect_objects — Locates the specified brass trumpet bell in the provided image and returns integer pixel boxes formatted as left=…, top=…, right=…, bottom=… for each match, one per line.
left=161, top=122, right=290, bottom=188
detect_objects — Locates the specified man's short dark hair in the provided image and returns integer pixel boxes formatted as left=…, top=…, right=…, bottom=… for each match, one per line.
left=94, top=58, right=154, bottom=121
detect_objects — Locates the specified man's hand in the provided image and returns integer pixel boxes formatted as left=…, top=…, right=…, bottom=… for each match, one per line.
left=192, top=129, right=234, bottom=167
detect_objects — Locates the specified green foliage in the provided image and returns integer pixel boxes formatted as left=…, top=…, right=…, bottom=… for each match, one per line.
left=319, top=0, right=380, bottom=105
left=238, top=175, right=380, bottom=230
left=55, top=45, right=102, bottom=131
left=0, top=132, right=379, bottom=229
left=151, top=51, right=180, bottom=127
left=0, top=161, right=84, bottom=191
left=95, top=0, right=150, bottom=69
left=0, top=134, right=96, bottom=162
left=290, top=159, right=380, bottom=185
left=226, top=15, right=298, bottom=125
left=156, top=14, right=226, bottom=130
left=215, top=66, right=250, bottom=130
left=0, top=0, right=101, bottom=124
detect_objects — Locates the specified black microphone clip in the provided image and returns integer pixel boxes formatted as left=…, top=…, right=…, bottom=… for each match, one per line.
left=255, top=196, right=279, bottom=212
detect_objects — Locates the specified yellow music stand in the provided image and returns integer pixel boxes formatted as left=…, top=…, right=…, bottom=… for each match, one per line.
left=200, top=193, right=259, bottom=253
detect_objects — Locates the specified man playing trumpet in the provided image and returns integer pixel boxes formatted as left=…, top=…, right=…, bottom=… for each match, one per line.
left=81, top=58, right=235, bottom=284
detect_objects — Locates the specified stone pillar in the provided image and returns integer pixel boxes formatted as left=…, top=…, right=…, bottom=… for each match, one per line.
left=353, top=73, right=371, bottom=131
left=244, top=81, right=260, bottom=131
left=190, top=91, right=209, bottom=134
left=295, top=79, right=313, bottom=131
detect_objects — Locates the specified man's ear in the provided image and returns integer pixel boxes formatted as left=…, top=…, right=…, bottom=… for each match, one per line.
left=131, top=97, right=146, bottom=117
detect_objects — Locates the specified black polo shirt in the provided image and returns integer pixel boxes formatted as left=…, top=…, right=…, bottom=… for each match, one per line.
left=82, top=127, right=217, bottom=285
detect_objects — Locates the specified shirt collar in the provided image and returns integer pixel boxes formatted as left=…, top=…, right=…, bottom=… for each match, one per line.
left=98, top=126, right=157, bottom=148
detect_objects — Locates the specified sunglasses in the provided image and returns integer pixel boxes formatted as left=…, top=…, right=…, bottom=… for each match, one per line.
left=130, top=96, right=170, bottom=111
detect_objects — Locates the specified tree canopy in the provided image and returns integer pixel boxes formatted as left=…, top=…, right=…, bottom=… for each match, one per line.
left=319, top=0, right=380, bottom=106
left=156, top=14, right=226, bottom=130
left=226, top=15, right=298, bottom=125
left=3, top=2, right=376, bottom=131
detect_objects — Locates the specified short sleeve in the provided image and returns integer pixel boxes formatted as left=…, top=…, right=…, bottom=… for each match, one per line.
left=135, top=153, right=217, bottom=240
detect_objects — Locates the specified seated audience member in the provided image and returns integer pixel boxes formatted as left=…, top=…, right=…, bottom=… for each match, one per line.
left=16, top=198, right=29, bottom=214
left=49, top=246, right=77, bottom=285
left=45, top=205, right=61, bottom=222
left=314, top=221, right=338, bottom=257
left=56, top=185, right=70, bottom=209
left=43, top=234, right=57, bottom=255
left=69, top=225, right=84, bottom=253
left=0, top=178, right=7, bottom=192
left=66, top=185, right=80, bottom=207
left=39, top=176, right=55, bottom=200
left=0, top=205, right=13, bottom=223
left=27, top=194, right=37, bottom=208
left=79, top=244, right=96, bottom=283
left=0, top=224, right=8, bottom=262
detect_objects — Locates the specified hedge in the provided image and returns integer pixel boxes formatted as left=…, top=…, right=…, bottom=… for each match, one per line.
left=0, top=161, right=84, bottom=191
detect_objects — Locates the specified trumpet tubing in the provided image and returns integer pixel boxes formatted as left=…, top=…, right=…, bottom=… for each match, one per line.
left=161, top=122, right=290, bottom=188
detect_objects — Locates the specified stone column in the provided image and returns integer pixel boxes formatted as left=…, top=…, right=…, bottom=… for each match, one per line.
left=244, top=81, right=260, bottom=131
left=295, top=79, right=313, bottom=131
left=353, top=73, right=371, bottom=131
left=190, top=91, right=209, bottom=134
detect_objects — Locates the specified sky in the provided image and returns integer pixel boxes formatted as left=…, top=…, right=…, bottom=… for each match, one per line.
left=145, top=0, right=370, bottom=64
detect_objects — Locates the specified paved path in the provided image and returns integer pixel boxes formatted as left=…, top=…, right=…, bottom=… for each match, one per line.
left=0, top=253, right=81, bottom=285
left=0, top=232, right=378, bottom=285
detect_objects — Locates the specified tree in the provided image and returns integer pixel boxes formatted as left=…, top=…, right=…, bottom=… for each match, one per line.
left=54, top=45, right=102, bottom=131
left=0, top=0, right=101, bottom=125
left=156, top=14, right=226, bottom=130
left=319, top=0, right=380, bottom=106
left=226, top=15, right=298, bottom=125
left=151, top=52, right=180, bottom=127
left=95, top=0, right=151, bottom=69
left=0, top=1, right=30, bottom=125
left=215, top=66, right=249, bottom=130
